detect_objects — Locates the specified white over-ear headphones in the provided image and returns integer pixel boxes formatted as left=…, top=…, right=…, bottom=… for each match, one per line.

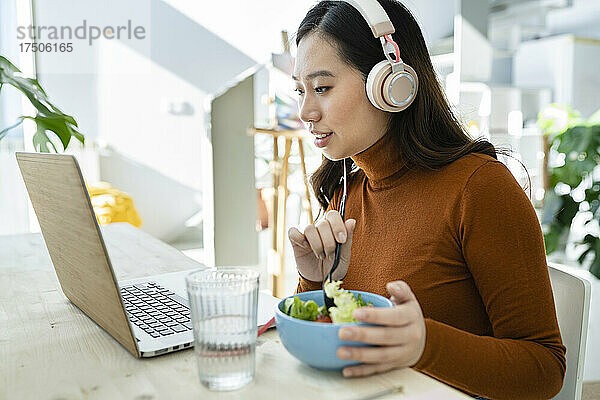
left=339, top=0, right=418, bottom=112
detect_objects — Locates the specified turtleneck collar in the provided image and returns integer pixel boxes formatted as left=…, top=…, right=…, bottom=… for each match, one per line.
left=351, top=132, right=408, bottom=189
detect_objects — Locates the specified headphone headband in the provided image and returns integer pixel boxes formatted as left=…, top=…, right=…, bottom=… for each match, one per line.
left=339, top=0, right=395, bottom=38
left=337, top=0, right=419, bottom=112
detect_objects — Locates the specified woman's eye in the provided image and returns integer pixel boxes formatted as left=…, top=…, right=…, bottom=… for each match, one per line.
left=293, top=87, right=329, bottom=96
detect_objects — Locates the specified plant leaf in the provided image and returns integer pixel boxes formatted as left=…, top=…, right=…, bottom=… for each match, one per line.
left=578, top=247, right=591, bottom=264
left=544, top=224, right=564, bottom=254
left=541, top=191, right=562, bottom=225
left=590, top=240, right=600, bottom=279
left=556, top=195, right=579, bottom=227
left=1, top=55, right=80, bottom=143
left=1, top=57, right=55, bottom=117
left=0, top=55, right=21, bottom=75
left=23, top=115, right=83, bottom=152
left=32, top=125, right=53, bottom=153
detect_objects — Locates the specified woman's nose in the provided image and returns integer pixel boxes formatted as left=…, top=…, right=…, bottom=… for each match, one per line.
left=298, top=96, right=321, bottom=124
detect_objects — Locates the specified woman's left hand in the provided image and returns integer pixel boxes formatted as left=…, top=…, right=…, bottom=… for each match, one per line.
left=337, top=280, right=427, bottom=378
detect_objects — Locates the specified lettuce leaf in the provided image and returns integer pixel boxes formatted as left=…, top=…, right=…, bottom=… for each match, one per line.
left=283, top=297, right=326, bottom=321
left=325, top=281, right=372, bottom=323
left=283, top=281, right=371, bottom=323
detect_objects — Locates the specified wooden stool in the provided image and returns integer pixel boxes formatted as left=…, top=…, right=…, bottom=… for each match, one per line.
left=250, top=127, right=314, bottom=298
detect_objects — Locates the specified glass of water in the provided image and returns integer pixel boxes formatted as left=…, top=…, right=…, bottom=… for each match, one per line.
left=186, top=267, right=260, bottom=391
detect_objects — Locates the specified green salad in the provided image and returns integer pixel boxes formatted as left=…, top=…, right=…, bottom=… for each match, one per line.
left=283, top=281, right=371, bottom=323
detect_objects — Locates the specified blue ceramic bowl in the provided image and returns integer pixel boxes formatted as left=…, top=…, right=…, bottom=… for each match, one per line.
left=275, top=290, right=393, bottom=370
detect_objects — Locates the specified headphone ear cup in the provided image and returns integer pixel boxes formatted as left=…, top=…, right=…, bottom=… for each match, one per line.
left=366, top=60, right=390, bottom=112
left=366, top=61, right=418, bottom=112
left=382, top=63, right=418, bottom=111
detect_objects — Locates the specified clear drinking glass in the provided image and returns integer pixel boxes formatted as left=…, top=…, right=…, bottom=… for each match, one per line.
left=186, top=267, right=260, bottom=391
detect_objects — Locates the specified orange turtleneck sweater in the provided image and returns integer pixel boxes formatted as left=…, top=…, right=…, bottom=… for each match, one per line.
left=296, top=133, right=566, bottom=399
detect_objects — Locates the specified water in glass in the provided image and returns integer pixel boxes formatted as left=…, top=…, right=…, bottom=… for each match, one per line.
left=187, top=268, right=259, bottom=391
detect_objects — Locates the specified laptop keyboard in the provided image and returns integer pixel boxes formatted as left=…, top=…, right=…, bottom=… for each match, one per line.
left=120, top=282, right=192, bottom=338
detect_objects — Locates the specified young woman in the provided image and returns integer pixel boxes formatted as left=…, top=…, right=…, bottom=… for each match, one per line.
left=287, top=0, right=566, bottom=398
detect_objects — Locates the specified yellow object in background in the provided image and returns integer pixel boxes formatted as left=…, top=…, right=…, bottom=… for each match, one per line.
left=87, top=182, right=142, bottom=227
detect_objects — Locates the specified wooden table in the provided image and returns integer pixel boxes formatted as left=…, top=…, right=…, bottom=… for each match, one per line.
left=0, top=223, right=470, bottom=399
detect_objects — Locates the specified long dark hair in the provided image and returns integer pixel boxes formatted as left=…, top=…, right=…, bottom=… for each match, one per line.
left=296, top=0, right=510, bottom=212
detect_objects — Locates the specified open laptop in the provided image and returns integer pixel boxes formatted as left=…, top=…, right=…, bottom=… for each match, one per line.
left=16, top=152, right=280, bottom=358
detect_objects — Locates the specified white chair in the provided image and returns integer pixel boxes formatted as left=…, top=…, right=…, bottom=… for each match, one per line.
left=548, top=262, right=591, bottom=400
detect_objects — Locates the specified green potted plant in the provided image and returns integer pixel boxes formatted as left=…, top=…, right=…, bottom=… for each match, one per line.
left=540, top=104, right=600, bottom=278
left=0, top=55, right=83, bottom=151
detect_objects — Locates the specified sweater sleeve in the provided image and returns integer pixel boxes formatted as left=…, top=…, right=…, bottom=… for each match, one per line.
left=295, top=185, right=343, bottom=294
left=413, top=161, right=566, bottom=400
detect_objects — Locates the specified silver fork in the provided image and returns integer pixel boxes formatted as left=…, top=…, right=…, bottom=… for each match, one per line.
left=323, top=159, right=348, bottom=310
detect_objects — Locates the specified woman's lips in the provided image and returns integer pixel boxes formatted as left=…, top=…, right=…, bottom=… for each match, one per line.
left=314, top=132, right=333, bottom=148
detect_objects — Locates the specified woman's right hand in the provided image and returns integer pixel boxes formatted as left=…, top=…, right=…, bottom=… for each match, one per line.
left=288, top=210, right=356, bottom=282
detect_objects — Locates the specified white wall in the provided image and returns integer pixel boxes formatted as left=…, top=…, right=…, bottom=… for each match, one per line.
left=95, top=37, right=206, bottom=240
left=0, top=0, right=30, bottom=235
left=406, top=0, right=455, bottom=47
left=513, top=35, right=600, bottom=118
left=547, top=0, right=600, bottom=40
left=162, top=0, right=315, bottom=63
left=32, top=0, right=260, bottom=240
